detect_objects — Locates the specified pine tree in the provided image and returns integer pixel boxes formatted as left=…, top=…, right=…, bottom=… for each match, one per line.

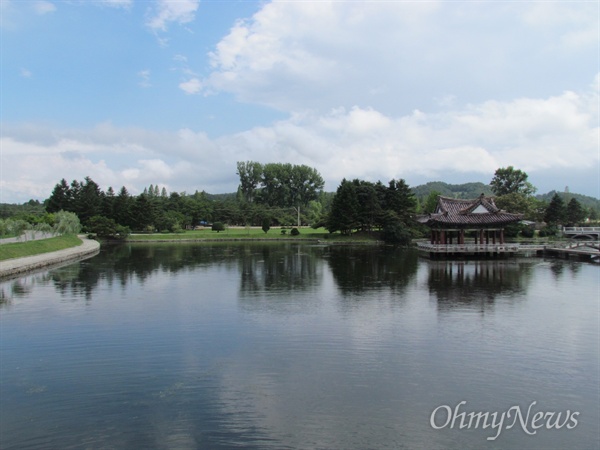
left=566, top=198, right=586, bottom=226
left=544, top=193, right=566, bottom=225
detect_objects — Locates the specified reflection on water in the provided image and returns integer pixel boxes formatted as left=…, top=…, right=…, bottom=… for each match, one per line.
left=0, top=243, right=598, bottom=450
left=326, top=245, right=418, bottom=294
left=427, top=260, right=533, bottom=309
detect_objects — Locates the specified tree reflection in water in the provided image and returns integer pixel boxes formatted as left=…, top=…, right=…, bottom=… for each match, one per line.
left=326, top=246, right=418, bottom=295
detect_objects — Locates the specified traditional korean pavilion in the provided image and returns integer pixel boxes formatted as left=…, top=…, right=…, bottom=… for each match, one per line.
left=418, top=194, right=523, bottom=249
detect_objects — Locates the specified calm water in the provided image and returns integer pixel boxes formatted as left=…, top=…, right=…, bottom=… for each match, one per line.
left=0, top=243, right=598, bottom=449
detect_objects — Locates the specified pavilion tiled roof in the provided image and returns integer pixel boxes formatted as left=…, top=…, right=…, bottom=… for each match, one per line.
left=417, top=194, right=523, bottom=227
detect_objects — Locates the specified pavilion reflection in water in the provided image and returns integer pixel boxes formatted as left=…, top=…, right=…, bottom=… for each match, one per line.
left=427, top=260, right=534, bottom=308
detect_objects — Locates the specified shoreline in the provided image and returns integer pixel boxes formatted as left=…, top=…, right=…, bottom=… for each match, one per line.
left=0, top=236, right=100, bottom=280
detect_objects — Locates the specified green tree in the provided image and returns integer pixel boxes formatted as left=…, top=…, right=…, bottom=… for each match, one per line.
left=53, top=210, right=81, bottom=235
left=544, top=193, right=566, bottom=225
left=237, top=161, right=263, bottom=204
left=494, top=192, right=545, bottom=221
left=423, top=190, right=442, bottom=213
left=73, top=177, right=103, bottom=225
left=262, top=217, right=271, bottom=234
left=113, top=186, right=133, bottom=228
left=384, top=178, right=416, bottom=225
left=212, top=222, right=225, bottom=233
left=490, top=166, right=536, bottom=196
left=46, top=178, right=72, bottom=213
left=87, top=215, right=130, bottom=239
left=102, top=186, right=116, bottom=218
left=327, top=179, right=360, bottom=235
left=566, top=198, right=586, bottom=226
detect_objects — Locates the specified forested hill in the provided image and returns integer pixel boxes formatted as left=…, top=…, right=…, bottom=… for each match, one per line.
left=536, top=191, right=600, bottom=211
left=411, top=182, right=494, bottom=200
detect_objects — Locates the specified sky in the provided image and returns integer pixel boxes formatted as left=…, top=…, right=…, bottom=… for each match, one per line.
left=1, top=0, right=599, bottom=203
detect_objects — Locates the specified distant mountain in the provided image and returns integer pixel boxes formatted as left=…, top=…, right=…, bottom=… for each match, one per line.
left=411, top=181, right=494, bottom=200
left=536, top=190, right=600, bottom=210
left=410, top=182, right=600, bottom=213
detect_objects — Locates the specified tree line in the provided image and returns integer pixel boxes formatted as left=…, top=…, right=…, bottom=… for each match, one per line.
left=1, top=163, right=595, bottom=241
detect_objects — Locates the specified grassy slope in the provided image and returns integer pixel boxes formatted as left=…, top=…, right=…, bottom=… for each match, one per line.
left=0, top=234, right=82, bottom=261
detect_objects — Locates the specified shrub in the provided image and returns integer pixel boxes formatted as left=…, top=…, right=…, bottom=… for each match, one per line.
left=290, top=227, right=300, bottom=236
left=520, top=227, right=535, bottom=238
left=538, top=225, right=558, bottom=237
left=381, top=224, right=412, bottom=245
left=53, top=211, right=81, bottom=235
left=212, top=222, right=225, bottom=233
left=262, top=218, right=271, bottom=234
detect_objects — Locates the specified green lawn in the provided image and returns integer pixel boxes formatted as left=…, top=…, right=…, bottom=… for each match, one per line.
left=126, top=227, right=381, bottom=243
left=0, top=234, right=82, bottom=261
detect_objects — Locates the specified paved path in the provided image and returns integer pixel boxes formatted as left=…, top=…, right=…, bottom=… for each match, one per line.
left=0, top=235, right=100, bottom=280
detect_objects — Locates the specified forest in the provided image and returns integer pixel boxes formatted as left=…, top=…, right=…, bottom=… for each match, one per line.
left=0, top=163, right=596, bottom=243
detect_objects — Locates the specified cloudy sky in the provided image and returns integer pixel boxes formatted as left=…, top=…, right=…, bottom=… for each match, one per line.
left=1, top=0, right=598, bottom=203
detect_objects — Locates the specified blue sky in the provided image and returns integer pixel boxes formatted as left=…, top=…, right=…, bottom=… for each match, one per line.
left=1, top=0, right=599, bottom=203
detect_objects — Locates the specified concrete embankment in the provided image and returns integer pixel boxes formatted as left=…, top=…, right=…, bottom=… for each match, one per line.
left=0, top=236, right=100, bottom=280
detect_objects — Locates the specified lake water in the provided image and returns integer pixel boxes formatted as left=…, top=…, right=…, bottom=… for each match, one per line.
left=0, top=243, right=598, bottom=449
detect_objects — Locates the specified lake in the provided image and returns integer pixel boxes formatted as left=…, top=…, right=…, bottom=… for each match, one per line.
left=0, top=243, right=598, bottom=449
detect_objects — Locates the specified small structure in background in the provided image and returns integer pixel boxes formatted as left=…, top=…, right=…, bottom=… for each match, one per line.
left=417, top=194, right=523, bottom=258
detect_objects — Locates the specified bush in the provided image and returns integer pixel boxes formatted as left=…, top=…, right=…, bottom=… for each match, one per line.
left=262, top=218, right=271, bottom=234
left=520, top=227, right=535, bottom=238
left=381, top=224, right=412, bottom=245
left=87, top=215, right=130, bottom=239
left=53, top=211, right=81, bottom=235
left=290, top=227, right=300, bottom=236
left=212, top=222, right=225, bottom=233
left=538, top=224, right=559, bottom=237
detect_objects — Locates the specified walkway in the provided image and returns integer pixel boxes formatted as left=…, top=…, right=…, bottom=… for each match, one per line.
left=0, top=235, right=100, bottom=280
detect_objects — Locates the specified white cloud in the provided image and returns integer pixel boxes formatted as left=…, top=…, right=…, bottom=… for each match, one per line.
left=179, top=78, right=202, bottom=94
left=146, top=0, right=200, bottom=32
left=20, top=68, right=32, bottom=78
left=33, top=1, right=56, bottom=15
left=101, top=0, right=133, bottom=8
left=2, top=80, right=597, bottom=203
left=138, top=70, right=151, bottom=88
left=202, top=1, right=597, bottom=116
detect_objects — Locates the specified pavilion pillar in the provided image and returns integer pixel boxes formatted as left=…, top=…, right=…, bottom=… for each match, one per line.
left=459, top=229, right=465, bottom=245
left=479, top=229, right=484, bottom=245
left=440, top=230, right=446, bottom=245
left=492, top=230, right=496, bottom=244
left=485, top=230, right=489, bottom=245
left=500, top=229, right=505, bottom=244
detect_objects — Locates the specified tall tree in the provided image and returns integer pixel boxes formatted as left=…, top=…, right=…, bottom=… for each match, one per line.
left=566, top=198, right=586, bottom=226
left=327, top=179, right=360, bottom=235
left=423, top=190, right=442, bottom=214
left=113, top=186, right=133, bottom=228
left=236, top=161, right=263, bottom=204
left=75, top=177, right=103, bottom=225
left=46, top=178, right=72, bottom=213
left=384, top=178, right=416, bottom=224
left=544, top=193, right=567, bottom=225
left=490, top=166, right=536, bottom=196
left=102, top=186, right=116, bottom=218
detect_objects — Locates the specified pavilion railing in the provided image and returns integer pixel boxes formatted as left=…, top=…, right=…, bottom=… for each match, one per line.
left=415, top=242, right=522, bottom=253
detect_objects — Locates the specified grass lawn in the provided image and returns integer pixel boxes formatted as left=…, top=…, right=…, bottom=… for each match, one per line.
left=0, top=234, right=82, bottom=261
left=126, top=227, right=381, bottom=243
